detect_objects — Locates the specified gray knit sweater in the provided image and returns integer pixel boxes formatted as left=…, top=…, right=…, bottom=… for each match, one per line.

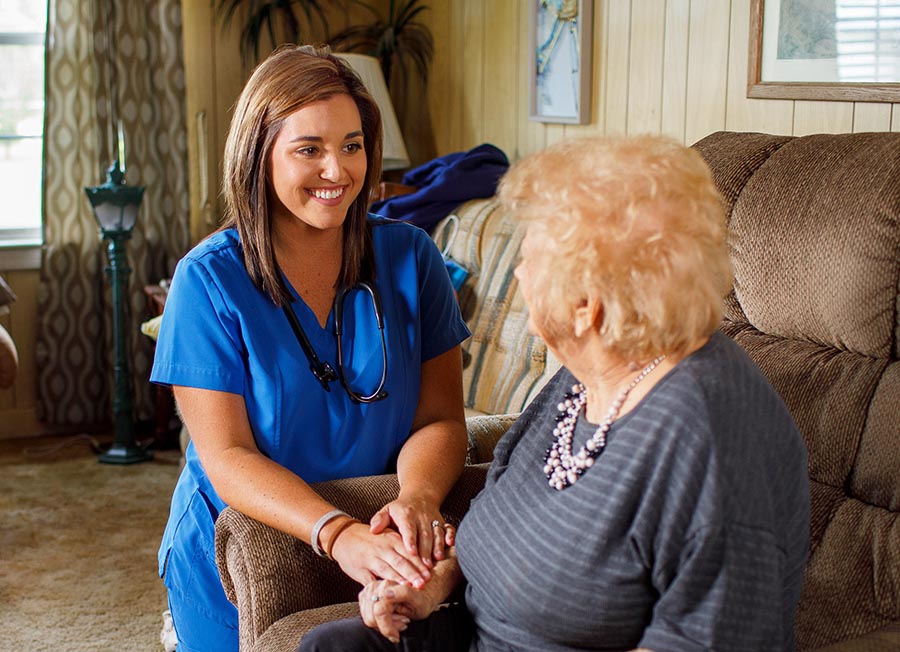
left=455, top=332, right=809, bottom=652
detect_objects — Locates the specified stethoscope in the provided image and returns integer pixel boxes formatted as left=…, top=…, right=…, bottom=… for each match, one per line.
left=282, top=281, right=389, bottom=403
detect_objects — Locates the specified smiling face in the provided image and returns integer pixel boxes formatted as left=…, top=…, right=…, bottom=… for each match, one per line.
left=268, top=93, right=367, bottom=236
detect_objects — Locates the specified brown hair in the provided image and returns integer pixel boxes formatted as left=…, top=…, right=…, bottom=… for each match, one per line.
left=498, top=135, right=732, bottom=361
left=221, top=44, right=383, bottom=306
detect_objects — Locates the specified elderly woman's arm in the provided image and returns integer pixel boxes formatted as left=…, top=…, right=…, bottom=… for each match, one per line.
left=348, top=345, right=468, bottom=566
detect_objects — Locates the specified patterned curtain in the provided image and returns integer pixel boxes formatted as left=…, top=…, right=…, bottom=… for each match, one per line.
left=36, top=0, right=189, bottom=427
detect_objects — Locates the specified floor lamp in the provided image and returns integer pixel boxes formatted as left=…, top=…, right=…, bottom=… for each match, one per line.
left=85, top=160, right=153, bottom=464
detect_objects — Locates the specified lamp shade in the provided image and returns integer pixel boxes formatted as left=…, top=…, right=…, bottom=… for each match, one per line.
left=84, top=160, right=144, bottom=232
left=335, top=53, right=410, bottom=171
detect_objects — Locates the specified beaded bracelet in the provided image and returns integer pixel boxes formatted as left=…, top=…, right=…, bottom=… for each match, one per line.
left=310, top=509, right=349, bottom=557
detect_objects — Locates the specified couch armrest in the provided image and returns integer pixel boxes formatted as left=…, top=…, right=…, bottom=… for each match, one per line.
left=466, top=413, right=518, bottom=464
left=215, top=464, right=489, bottom=651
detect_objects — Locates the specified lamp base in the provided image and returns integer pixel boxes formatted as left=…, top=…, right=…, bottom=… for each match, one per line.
left=98, top=443, right=154, bottom=465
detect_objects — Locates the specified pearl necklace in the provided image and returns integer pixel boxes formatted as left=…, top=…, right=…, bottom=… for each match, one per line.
left=544, top=356, right=666, bottom=490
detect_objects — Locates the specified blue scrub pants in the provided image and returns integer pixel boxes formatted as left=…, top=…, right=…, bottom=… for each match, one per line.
left=163, top=520, right=239, bottom=652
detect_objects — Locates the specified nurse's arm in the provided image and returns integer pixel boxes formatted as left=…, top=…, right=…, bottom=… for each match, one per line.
left=364, top=345, right=468, bottom=567
left=172, top=385, right=432, bottom=589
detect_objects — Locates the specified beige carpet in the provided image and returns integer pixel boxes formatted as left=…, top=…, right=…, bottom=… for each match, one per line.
left=0, top=436, right=181, bottom=652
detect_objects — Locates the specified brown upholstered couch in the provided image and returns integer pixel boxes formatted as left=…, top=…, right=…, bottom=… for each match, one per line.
left=215, top=131, right=900, bottom=652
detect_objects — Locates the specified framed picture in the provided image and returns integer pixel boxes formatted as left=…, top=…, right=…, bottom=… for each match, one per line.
left=529, top=0, right=593, bottom=124
left=748, top=0, right=900, bottom=102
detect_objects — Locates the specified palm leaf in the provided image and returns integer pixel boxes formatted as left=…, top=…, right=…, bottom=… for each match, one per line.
left=329, top=24, right=382, bottom=52
left=349, top=0, right=382, bottom=22
left=211, top=0, right=332, bottom=65
left=395, top=1, right=428, bottom=28
left=329, top=0, right=433, bottom=88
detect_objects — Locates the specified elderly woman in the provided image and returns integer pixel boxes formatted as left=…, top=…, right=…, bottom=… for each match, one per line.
left=299, top=135, right=810, bottom=652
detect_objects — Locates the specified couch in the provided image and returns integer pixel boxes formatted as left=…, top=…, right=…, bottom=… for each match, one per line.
left=215, top=131, right=900, bottom=652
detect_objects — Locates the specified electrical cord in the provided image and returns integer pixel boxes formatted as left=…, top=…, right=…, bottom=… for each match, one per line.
left=22, top=433, right=104, bottom=458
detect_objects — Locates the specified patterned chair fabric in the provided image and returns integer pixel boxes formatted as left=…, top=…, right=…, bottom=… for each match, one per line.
left=432, top=200, right=561, bottom=416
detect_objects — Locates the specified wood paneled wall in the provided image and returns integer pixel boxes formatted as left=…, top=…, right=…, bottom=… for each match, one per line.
left=423, top=0, right=900, bottom=161
left=5, top=0, right=900, bottom=437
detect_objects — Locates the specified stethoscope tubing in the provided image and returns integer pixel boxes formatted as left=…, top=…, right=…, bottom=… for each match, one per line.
left=334, top=281, right=388, bottom=403
left=282, top=280, right=389, bottom=403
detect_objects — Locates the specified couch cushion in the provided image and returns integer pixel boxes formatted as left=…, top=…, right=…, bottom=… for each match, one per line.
left=726, top=133, right=900, bottom=357
left=719, top=323, right=886, bottom=492
left=464, top=413, right=519, bottom=464
left=852, top=364, right=900, bottom=510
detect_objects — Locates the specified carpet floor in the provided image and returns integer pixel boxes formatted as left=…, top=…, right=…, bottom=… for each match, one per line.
left=0, top=435, right=182, bottom=652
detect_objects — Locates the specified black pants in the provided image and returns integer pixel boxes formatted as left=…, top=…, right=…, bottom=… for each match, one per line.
left=297, top=602, right=474, bottom=652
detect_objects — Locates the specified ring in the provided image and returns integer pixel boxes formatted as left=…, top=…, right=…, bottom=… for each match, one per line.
left=371, top=594, right=381, bottom=603
left=431, top=519, right=440, bottom=529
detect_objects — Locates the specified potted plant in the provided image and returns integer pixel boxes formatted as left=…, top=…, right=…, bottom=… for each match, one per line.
left=327, top=0, right=433, bottom=90
left=213, top=0, right=331, bottom=64
left=211, top=0, right=436, bottom=165
left=212, top=0, right=433, bottom=88
left=329, top=0, right=436, bottom=167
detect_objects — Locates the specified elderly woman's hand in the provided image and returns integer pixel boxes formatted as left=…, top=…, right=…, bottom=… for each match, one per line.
left=369, top=496, right=456, bottom=567
left=358, top=579, right=442, bottom=644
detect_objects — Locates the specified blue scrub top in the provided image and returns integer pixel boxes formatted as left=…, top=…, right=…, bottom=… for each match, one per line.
left=151, top=216, right=470, bottom=577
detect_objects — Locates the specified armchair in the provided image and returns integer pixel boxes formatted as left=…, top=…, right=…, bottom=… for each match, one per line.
left=215, top=415, right=516, bottom=652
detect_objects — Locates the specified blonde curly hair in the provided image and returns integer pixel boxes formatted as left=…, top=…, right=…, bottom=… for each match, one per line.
left=498, top=135, right=732, bottom=361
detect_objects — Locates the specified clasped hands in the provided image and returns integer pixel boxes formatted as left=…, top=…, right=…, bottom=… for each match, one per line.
left=358, top=574, right=447, bottom=644
left=327, top=495, right=456, bottom=590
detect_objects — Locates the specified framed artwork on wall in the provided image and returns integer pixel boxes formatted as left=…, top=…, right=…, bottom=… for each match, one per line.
left=529, top=0, right=593, bottom=124
left=748, top=0, right=900, bottom=102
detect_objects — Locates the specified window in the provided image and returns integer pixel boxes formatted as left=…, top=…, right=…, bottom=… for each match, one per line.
left=836, top=0, right=900, bottom=82
left=0, top=1, right=46, bottom=249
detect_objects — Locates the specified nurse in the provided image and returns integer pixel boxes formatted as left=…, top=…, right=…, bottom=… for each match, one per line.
left=151, top=45, right=470, bottom=652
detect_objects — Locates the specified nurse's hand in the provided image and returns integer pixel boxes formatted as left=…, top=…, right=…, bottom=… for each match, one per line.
left=369, top=497, right=455, bottom=567
left=328, top=521, right=432, bottom=589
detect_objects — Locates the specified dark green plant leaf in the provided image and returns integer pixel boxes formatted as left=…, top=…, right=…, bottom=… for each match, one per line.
left=328, top=0, right=433, bottom=88
left=212, top=0, right=332, bottom=65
